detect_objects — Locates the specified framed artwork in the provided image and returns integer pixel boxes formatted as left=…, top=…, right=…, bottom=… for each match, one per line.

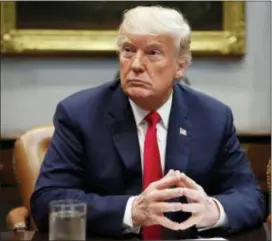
left=1, top=1, right=245, bottom=56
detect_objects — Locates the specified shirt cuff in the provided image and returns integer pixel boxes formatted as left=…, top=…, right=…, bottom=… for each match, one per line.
left=122, top=196, right=141, bottom=233
left=198, top=197, right=229, bottom=231
left=211, top=198, right=228, bottom=228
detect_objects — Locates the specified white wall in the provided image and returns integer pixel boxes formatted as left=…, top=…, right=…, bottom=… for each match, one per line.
left=1, top=1, right=271, bottom=135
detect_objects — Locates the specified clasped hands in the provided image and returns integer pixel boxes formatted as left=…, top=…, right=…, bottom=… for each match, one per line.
left=132, top=170, right=220, bottom=230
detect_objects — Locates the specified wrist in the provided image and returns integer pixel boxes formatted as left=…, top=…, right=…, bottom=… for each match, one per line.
left=198, top=197, right=220, bottom=228
left=207, top=197, right=220, bottom=226
left=131, top=195, right=144, bottom=227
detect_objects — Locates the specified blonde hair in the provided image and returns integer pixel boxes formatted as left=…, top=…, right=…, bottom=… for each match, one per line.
left=117, top=5, right=192, bottom=64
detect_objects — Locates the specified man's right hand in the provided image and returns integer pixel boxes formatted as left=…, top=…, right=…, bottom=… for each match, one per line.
left=131, top=170, right=184, bottom=230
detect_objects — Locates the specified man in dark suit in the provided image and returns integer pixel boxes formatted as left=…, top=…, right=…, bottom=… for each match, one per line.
left=30, top=5, right=265, bottom=240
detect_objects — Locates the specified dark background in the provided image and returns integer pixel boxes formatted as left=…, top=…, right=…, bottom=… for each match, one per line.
left=16, top=1, right=223, bottom=31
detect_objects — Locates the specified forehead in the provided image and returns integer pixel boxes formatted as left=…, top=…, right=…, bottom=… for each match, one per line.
left=120, top=34, right=175, bottom=49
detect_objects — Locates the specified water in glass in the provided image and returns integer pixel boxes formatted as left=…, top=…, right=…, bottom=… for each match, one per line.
left=49, top=200, right=86, bottom=240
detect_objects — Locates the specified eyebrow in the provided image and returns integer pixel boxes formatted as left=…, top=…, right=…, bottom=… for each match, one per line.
left=145, top=43, right=164, bottom=49
left=121, top=41, right=164, bottom=49
left=121, top=41, right=134, bottom=46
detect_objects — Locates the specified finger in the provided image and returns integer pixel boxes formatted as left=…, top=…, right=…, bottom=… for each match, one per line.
left=175, top=170, right=182, bottom=177
left=179, top=173, right=199, bottom=190
left=183, top=188, right=203, bottom=202
left=151, top=202, right=183, bottom=213
left=150, top=188, right=184, bottom=201
left=155, top=216, right=181, bottom=230
left=176, top=180, right=187, bottom=188
left=154, top=175, right=182, bottom=190
left=173, top=171, right=189, bottom=188
left=179, top=214, right=203, bottom=230
left=164, top=169, right=175, bottom=177
left=167, top=170, right=188, bottom=188
left=180, top=203, right=204, bottom=214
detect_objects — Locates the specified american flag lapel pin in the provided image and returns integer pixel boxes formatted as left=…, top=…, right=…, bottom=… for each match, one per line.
left=180, top=127, right=187, bottom=136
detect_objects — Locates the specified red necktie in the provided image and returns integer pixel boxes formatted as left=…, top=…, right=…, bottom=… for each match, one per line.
left=142, top=112, right=162, bottom=240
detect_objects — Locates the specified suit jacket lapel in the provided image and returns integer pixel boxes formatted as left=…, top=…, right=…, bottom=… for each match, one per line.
left=106, top=85, right=142, bottom=176
left=106, top=82, right=191, bottom=177
left=165, top=83, right=192, bottom=175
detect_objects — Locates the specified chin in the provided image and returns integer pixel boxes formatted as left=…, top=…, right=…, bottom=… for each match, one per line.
left=126, top=87, right=150, bottom=99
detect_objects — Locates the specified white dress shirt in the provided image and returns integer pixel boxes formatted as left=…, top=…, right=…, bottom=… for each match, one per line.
left=123, top=92, right=228, bottom=231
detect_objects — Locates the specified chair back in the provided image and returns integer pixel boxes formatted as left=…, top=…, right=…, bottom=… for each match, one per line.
left=13, top=126, right=54, bottom=212
left=266, top=159, right=271, bottom=228
left=267, top=159, right=271, bottom=193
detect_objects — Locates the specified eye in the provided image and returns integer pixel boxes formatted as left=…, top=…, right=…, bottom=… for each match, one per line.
left=146, top=49, right=163, bottom=61
left=124, top=46, right=132, bottom=53
left=147, top=49, right=161, bottom=56
left=121, top=46, right=135, bottom=58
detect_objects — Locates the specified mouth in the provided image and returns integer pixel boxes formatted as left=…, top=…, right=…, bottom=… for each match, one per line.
left=127, top=79, right=148, bottom=86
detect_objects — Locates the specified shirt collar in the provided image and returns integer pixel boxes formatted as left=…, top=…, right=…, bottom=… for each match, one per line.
left=129, top=91, right=173, bottom=129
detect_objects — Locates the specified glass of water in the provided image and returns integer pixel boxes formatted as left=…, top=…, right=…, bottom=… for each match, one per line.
left=49, top=199, right=87, bottom=240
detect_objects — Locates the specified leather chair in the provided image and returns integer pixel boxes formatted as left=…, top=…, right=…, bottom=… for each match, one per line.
left=6, top=126, right=54, bottom=231
left=266, top=159, right=271, bottom=228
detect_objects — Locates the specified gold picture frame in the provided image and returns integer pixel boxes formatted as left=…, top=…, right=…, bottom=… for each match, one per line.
left=1, top=1, right=245, bottom=56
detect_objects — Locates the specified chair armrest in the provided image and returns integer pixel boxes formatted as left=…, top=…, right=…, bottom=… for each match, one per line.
left=267, top=215, right=271, bottom=230
left=6, top=207, right=29, bottom=231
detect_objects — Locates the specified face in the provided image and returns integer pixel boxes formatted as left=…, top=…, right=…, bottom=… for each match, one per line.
left=119, top=34, right=186, bottom=109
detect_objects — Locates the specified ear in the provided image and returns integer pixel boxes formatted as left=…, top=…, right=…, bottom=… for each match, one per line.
left=175, top=57, right=188, bottom=80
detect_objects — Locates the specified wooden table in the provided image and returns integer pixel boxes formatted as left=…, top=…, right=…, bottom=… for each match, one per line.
left=0, top=223, right=271, bottom=241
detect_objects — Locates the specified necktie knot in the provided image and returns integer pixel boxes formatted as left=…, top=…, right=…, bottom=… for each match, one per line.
left=145, top=112, right=160, bottom=127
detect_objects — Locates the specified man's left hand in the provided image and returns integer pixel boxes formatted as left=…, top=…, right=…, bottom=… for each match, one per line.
left=173, top=171, right=220, bottom=230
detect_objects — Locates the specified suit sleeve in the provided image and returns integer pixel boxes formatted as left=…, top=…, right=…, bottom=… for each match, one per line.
left=212, top=107, right=266, bottom=233
left=30, top=102, right=131, bottom=237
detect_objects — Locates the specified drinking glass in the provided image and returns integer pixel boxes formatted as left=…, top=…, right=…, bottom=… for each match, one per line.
left=49, top=199, right=87, bottom=240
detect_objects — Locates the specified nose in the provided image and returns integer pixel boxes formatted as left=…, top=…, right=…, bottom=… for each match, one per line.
left=131, top=51, right=144, bottom=73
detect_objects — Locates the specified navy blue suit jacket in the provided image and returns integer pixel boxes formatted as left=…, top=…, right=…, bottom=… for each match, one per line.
left=31, top=80, right=265, bottom=237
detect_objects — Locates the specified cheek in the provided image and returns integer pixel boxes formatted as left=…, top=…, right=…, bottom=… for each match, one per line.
left=120, top=59, right=130, bottom=73
left=119, top=60, right=130, bottom=86
left=152, top=61, right=176, bottom=80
